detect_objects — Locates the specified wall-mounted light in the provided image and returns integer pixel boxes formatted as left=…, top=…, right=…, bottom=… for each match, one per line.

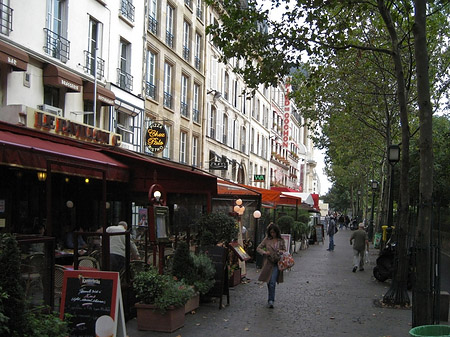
left=85, top=178, right=90, bottom=184
left=207, top=89, right=222, bottom=100
left=65, top=177, right=70, bottom=183
left=66, top=200, right=74, bottom=208
left=37, top=171, right=47, bottom=181
left=106, top=201, right=111, bottom=209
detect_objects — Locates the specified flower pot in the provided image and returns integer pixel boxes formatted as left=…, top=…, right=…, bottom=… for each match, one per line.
left=229, top=268, right=241, bottom=287
left=185, top=293, right=200, bottom=314
left=135, top=303, right=185, bottom=332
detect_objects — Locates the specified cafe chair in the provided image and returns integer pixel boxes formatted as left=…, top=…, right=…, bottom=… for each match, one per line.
left=78, top=256, right=100, bottom=269
left=54, top=264, right=67, bottom=310
left=89, top=250, right=102, bottom=269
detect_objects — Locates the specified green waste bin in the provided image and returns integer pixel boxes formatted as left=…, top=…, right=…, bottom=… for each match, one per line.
left=409, top=325, right=450, bottom=337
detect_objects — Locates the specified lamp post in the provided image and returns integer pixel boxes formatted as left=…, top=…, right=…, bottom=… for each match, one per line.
left=357, top=190, right=361, bottom=221
left=386, top=144, right=400, bottom=247
left=234, top=199, right=246, bottom=276
left=253, top=210, right=261, bottom=266
left=368, top=180, right=379, bottom=241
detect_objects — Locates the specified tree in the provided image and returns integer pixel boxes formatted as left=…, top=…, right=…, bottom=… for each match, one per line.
left=206, top=0, right=450, bottom=321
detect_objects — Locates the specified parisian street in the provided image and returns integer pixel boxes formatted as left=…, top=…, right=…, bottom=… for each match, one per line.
left=126, top=229, right=436, bottom=337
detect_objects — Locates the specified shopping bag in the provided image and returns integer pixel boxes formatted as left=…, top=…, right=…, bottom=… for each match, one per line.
left=278, top=252, right=295, bottom=271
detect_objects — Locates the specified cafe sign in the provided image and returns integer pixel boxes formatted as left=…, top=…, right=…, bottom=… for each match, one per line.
left=145, top=123, right=167, bottom=153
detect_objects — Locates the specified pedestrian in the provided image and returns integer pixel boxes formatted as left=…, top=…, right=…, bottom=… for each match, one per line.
left=327, top=216, right=337, bottom=251
left=350, top=223, right=369, bottom=272
left=106, top=221, right=140, bottom=272
left=256, top=223, right=286, bottom=308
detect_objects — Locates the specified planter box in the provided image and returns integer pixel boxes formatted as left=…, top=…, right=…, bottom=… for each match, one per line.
left=135, top=303, right=185, bottom=332
left=185, top=293, right=200, bottom=314
left=229, top=268, right=241, bottom=287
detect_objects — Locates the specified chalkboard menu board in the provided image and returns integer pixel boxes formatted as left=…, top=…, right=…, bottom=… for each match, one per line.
left=60, top=270, right=126, bottom=337
left=315, top=224, right=324, bottom=244
left=204, top=246, right=229, bottom=309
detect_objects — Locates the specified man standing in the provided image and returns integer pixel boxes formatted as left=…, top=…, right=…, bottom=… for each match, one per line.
left=106, top=221, right=140, bottom=272
left=327, top=216, right=336, bottom=251
left=350, top=223, right=369, bottom=272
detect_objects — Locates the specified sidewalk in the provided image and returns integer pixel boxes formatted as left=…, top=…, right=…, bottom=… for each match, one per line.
left=126, top=230, right=415, bottom=337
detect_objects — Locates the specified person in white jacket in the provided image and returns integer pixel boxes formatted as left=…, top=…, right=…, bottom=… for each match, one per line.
left=106, top=221, right=140, bottom=272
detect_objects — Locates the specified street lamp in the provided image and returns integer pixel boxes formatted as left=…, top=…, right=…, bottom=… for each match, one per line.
left=387, top=144, right=400, bottom=241
left=368, top=180, right=379, bottom=241
left=253, top=210, right=262, bottom=269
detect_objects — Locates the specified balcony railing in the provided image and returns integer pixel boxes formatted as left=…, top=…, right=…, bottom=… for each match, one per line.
left=163, top=91, right=173, bottom=109
left=120, top=0, right=135, bottom=22
left=194, top=56, right=201, bottom=70
left=43, top=28, right=70, bottom=63
left=83, top=50, right=105, bottom=79
left=148, top=16, right=157, bottom=35
left=145, top=82, right=156, bottom=100
left=182, top=46, right=190, bottom=62
left=180, top=102, right=189, bottom=118
left=185, top=0, right=192, bottom=8
left=166, top=31, right=174, bottom=48
left=192, top=108, right=200, bottom=123
left=0, top=3, right=13, bottom=36
left=117, top=68, right=133, bottom=91
left=196, top=7, right=203, bottom=21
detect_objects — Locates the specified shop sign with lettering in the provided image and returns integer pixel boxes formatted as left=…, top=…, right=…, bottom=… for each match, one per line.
left=283, top=81, right=291, bottom=148
left=28, top=110, right=121, bottom=146
left=145, top=123, right=167, bottom=153
left=254, top=174, right=265, bottom=182
left=209, top=161, right=228, bottom=170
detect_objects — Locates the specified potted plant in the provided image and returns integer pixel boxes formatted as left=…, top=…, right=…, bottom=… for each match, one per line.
left=195, top=212, right=238, bottom=247
left=133, top=267, right=194, bottom=332
left=170, top=242, right=215, bottom=313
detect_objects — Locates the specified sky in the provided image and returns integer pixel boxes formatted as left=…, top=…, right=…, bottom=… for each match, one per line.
left=316, top=149, right=332, bottom=196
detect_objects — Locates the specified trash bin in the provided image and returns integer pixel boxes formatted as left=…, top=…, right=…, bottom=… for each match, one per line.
left=409, top=325, right=450, bottom=337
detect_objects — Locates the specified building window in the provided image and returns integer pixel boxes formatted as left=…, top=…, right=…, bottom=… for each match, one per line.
left=165, top=4, right=174, bottom=48
left=223, top=71, right=229, bottom=101
left=194, top=32, right=202, bottom=70
left=181, top=74, right=189, bottom=118
left=241, top=126, right=246, bottom=153
left=223, top=113, right=228, bottom=145
left=182, top=20, right=191, bottom=62
left=0, top=2, right=13, bottom=36
left=145, top=50, right=157, bottom=99
left=180, top=131, right=187, bottom=164
left=185, top=0, right=192, bottom=9
left=192, top=135, right=199, bottom=167
left=120, top=0, right=135, bottom=22
left=44, top=0, right=69, bottom=63
left=196, top=0, right=203, bottom=20
left=210, top=106, right=216, bottom=139
left=251, top=127, right=255, bottom=153
left=148, top=0, right=158, bottom=35
left=85, top=18, right=105, bottom=79
left=162, top=124, right=171, bottom=159
left=117, top=40, right=133, bottom=91
left=193, top=83, right=200, bottom=123
left=163, top=62, right=173, bottom=109
left=117, top=111, right=134, bottom=144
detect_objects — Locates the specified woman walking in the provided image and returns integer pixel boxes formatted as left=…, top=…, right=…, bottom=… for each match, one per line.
left=256, top=223, right=286, bottom=308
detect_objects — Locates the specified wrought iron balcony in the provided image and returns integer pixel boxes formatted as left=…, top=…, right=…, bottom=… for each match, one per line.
left=180, top=102, right=189, bottom=118
left=194, top=56, right=201, bottom=71
left=148, top=16, right=157, bottom=35
left=117, top=68, right=133, bottom=91
left=145, top=82, right=156, bottom=100
left=183, top=46, right=190, bottom=62
left=83, top=50, right=105, bottom=79
left=0, top=3, right=13, bottom=36
left=163, top=91, right=173, bottom=109
left=166, top=31, right=174, bottom=48
left=43, top=28, right=70, bottom=63
left=120, top=0, right=135, bottom=22
left=192, top=108, right=200, bottom=123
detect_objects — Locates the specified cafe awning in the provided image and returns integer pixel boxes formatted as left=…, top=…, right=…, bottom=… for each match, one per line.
left=0, top=123, right=129, bottom=182
left=83, top=81, right=116, bottom=106
left=43, top=64, right=83, bottom=92
left=0, top=40, right=28, bottom=71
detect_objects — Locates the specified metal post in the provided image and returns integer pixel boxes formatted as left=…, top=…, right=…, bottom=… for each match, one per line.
left=369, top=189, right=376, bottom=241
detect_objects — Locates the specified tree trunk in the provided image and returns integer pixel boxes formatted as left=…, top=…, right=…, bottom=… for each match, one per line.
left=377, top=0, right=411, bottom=307
left=412, top=0, right=434, bottom=326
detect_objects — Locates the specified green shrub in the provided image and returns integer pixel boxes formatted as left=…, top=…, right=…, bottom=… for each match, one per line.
left=277, top=215, right=295, bottom=233
left=196, top=212, right=238, bottom=246
left=22, top=308, right=70, bottom=337
left=171, top=241, right=196, bottom=284
left=133, top=267, right=194, bottom=313
left=191, top=253, right=215, bottom=295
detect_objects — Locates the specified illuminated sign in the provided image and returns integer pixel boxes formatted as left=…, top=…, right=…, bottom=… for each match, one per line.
left=28, top=110, right=121, bottom=146
left=254, top=174, right=265, bottom=182
left=145, top=123, right=167, bottom=153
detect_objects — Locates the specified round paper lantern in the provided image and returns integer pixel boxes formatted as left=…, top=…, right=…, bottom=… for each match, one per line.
left=235, top=199, right=243, bottom=206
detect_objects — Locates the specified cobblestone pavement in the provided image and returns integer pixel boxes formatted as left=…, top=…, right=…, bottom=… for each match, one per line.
left=126, top=229, right=416, bottom=337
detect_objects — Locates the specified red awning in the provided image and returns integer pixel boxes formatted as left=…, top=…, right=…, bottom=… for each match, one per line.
left=0, top=129, right=129, bottom=182
left=83, top=81, right=116, bottom=106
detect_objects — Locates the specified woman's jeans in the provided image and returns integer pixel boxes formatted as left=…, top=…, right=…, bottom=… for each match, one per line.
left=267, top=265, right=279, bottom=302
